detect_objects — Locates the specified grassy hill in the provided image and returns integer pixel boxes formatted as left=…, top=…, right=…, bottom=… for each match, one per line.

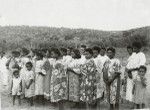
left=0, top=26, right=149, bottom=50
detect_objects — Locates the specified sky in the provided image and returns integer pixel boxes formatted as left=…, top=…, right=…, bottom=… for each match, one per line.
left=0, top=0, right=150, bottom=31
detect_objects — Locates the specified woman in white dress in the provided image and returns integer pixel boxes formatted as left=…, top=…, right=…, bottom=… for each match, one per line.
left=125, top=42, right=146, bottom=104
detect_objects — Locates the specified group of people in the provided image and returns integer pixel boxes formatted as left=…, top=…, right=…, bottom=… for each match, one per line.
left=0, top=41, right=147, bottom=110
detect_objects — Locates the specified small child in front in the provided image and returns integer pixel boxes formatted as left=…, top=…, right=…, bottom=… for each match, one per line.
left=11, top=70, right=22, bottom=105
left=24, top=62, right=35, bottom=106
left=133, top=65, right=147, bottom=109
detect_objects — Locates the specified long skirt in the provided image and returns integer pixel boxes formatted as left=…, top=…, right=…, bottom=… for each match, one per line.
left=67, top=70, right=80, bottom=102
left=126, top=71, right=138, bottom=102
left=126, top=78, right=133, bottom=102
left=35, top=74, right=45, bottom=95
left=44, top=69, right=52, bottom=100
left=50, top=69, right=68, bottom=102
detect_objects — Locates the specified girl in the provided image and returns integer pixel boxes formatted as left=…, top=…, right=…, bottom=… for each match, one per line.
left=11, top=70, right=22, bottom=105
left=103, top=47, right=121, bottom=110
left=133, top=65, right=147, bottom=109
left=24, top=62, right=35, bottom=106
left=79, top=48, right=97, bottom=110
left=6, top=51, right=21, bottom=94
left=50, top=48, right=68, bottom=110
left=67, top=49, right=81, bottom=107
left=34, top=52, right=46, bottom=104
left=20, top=48, right=30, bottom=97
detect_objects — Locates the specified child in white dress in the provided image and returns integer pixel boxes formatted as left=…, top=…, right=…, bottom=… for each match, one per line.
left=133, top=65, right=147, bottom=109
left=11, top=70, right=22, bottom=105
left=24, top=62, right=35, bottom=106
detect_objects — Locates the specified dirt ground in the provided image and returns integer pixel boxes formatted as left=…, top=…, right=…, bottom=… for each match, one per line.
left=1, top=65, right=150, bottom=110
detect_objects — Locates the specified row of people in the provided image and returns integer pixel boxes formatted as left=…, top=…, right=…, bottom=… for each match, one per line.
left=0, top=42, right=147, bottom=110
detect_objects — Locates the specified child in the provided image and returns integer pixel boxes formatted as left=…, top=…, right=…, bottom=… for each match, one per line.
left=11, top=70, right=22, bottom=105
left=133, top=65, right=147, bottom=109
left=24, top=62, right=35, bottom=106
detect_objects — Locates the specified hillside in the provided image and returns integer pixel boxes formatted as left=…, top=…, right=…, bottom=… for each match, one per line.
left=0, top=26, right=149, bottom=50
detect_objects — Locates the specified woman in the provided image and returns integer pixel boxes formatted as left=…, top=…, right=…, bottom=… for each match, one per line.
left=50, top=48, right=68, bottom=110
left=103, top=47, right=121, bottom=110
left=67, top=49, right=81, bottom=105
left=79, top=48, right=97, bottom=110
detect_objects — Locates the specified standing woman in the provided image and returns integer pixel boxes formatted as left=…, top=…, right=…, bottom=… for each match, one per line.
left=50, top=48, right=68, bottom=110
left=67, top=49, right=81, bottom=106
left=41, top=49, right=51, bottom=100
left=34, top=52, right=46, bottom=104
left=103, top=47, right=122, bottom=110
left=79, top=48, right=97, bottom=110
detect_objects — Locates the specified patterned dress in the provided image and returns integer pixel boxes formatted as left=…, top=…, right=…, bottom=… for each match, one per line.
left=67, top=58, right=82, bottom=102
left=103, top=58, right=121, bottom=104
left=94, top=55, right=108, bottom=99
left=50, top=59, right=68, bottom=102
left=79, top=59, right=97, bottom=104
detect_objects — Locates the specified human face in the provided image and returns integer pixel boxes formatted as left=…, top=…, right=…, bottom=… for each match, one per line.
left=133, top=46, right=140, bottom=53
left=80, top=47, right=85, bottom=55
left=71, top=51, right=76, bottom=58
left=127, top=48, right=133, bottom=55
left=100, top=49, right=106, bottom=56
left=14, top=72, right=19, bottom=78
left=51, top=51, right=59, bottom=59
left=138, top=68, right=146, bottom=77
left=85, top=51, right=92, bottom=59
left=107, top=50, right=115, bottom=59
left=93, top=50, right=99, bottom=58
left=67, top=49, right=71, bottom=55
left=26, top=64, right=32, bottom=71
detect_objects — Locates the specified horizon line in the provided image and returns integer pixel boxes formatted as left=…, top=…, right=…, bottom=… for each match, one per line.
left=0, top=24, right=149, bottom=32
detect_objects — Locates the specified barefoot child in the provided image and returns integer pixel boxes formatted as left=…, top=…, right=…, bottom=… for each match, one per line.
left=11, top=70, right=22, bottom=105
left=24, top=62, right=35, bottom=106
left=133, top=65, right=147, bottom=109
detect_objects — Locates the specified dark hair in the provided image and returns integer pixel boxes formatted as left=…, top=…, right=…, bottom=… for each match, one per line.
left=51, top=48, right=61, bottom=56
left=26, top=62, right=33, bottom=67
left=139, top=65, right=147, bottom=72
left=132, top=42, right=142, bottom=49
left=13, top=70, right=19, bottom=75
left=67, top=47, right=73, bottom=52
left=80, top=45, right=86, bottom=49
left=60, top=48, right=67, bottom=54
left=85, top=48, right=93, bottom=55
left=92, top=46, right=100, bottom=53
left=12, top=51, right=20, bottom=55
left=42, top=48, right=49, bottom=52
left=107, top=47, right=116, bottom=53
left=72, top=49, right=81, bottom=59
left=100, top=47, right=106, bottom=51
left=36, top=52, right=43, bottom=58
left=127, top=45, right=133, bottom=50
left=22, top=48, right=30, bottom=55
